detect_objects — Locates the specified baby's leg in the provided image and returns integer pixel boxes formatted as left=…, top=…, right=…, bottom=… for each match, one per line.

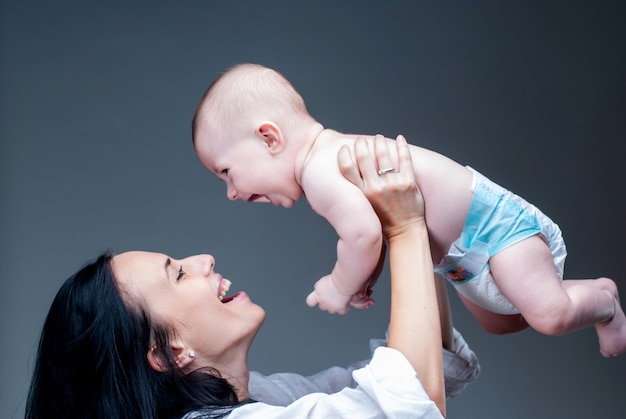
left=456, top=292, right=528, bottom=335
left=490, top=235, right=626, bottom=357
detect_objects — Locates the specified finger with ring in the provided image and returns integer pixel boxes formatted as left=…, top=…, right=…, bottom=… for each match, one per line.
left=377, top=167, right=395, bottom=175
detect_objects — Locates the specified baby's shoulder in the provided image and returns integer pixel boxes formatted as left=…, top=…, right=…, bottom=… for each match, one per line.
left=300, top=135, right=360, bottom=197
left=312, top=130, right=357, bottom=151
left=305, top=132, right=356, bottom=167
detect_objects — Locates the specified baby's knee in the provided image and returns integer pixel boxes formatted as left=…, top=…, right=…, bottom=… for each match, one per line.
left=595, top=277, right=617, bottom=294
left=517, top=296, right=575, bottom=335
left=530, top=316, right=570, bottom=336
left=524, top=306, right=573, bottom=336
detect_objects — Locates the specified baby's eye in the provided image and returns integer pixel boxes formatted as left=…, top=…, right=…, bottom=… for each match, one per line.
left=221, top=168, right=229, bottom=176
left=176, top=266, right=186, bottom=281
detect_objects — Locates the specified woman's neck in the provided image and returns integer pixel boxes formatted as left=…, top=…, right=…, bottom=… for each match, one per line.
left=210, top=360, right=251, bottom=402
left=230, top=369, right=251, bottom=402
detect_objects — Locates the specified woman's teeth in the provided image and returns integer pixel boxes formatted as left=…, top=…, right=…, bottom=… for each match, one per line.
left=219, top=279, right=232, bottom=301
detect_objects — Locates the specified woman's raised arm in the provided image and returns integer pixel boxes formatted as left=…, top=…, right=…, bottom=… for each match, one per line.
left=339, top=134, right=446, bottom=416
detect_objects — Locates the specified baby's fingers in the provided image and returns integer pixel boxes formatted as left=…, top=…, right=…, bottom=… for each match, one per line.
left=350, top=298, right=375, bottom=309
left=305, top=291, right=319, bottom=308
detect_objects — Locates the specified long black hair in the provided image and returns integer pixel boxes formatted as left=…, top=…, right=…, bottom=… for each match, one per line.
left=26, top=252, right=240, bottom=419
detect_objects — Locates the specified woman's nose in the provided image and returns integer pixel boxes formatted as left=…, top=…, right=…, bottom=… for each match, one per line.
left=189, top=254, right=215, bottom=276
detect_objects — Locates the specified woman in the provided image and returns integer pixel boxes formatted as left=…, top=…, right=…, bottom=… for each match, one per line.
left=26, top=136, right=479, bottom=418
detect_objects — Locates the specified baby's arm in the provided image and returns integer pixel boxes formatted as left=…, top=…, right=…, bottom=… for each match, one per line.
left=303, top=150, right=384, bottom=314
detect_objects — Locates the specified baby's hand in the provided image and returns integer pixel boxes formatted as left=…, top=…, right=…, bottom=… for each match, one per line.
left=349, top=288, right=375, bottom=309
left=306, top=275, right=353, bottom=315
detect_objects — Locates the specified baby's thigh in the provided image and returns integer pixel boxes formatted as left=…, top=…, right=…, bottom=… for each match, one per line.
left=489, top=235, right=567, bottom=315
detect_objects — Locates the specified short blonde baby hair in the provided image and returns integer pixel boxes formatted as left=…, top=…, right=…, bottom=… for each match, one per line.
left=193, top=63, right=310, bottom=144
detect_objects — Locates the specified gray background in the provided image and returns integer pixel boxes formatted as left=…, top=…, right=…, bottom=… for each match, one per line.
left=2, top=1, right=625, bottom=418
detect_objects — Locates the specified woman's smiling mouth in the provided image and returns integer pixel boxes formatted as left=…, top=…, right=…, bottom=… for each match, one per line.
left=218, top=278, right=232, bottom=302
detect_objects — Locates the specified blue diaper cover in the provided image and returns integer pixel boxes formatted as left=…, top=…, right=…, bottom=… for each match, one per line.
left=435, top=167, right=567, bottom=315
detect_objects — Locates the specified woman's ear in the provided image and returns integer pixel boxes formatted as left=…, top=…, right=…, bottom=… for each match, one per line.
left=147, top=343, right=194, bottom=372
left=257, top=121, right=285, bottom=155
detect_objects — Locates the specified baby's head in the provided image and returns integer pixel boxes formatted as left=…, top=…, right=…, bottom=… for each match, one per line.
left=193, top=64, right=313, bottom=208
left=193, top=64, right=309, bottom=140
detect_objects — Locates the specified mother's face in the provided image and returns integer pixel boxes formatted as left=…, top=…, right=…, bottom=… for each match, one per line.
left=112, top=251, right=265, bottom=366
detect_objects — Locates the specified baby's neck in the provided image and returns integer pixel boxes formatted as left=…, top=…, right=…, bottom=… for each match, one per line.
left=294, top=122, right=325, bottom=185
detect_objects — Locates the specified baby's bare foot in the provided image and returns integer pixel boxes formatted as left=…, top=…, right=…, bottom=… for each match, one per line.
left=596, top=278, right=626, bottom=357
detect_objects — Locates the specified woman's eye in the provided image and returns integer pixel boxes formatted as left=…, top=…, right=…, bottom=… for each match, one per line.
left=176, top=266, right=186, bottom=281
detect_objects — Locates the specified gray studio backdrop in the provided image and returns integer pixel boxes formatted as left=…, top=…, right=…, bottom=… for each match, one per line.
left=2, top=1, right=624, bottom=418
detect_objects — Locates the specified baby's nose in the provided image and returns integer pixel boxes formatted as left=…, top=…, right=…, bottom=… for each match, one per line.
left=226, top=184, right=238, bottom=201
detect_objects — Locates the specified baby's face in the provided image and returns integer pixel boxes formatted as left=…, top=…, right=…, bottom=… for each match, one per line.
left=195, top=134, right=303, bottom=208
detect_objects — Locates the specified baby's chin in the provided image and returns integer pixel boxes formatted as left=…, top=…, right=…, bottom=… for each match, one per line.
left=250, top=194, right=298, bottom=208
left=277, top=191, right=304, bottom=208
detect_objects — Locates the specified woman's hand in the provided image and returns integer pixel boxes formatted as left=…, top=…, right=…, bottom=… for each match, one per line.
left=338, top=135, right=425, bottom=240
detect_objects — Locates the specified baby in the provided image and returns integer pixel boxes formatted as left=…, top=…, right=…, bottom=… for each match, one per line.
left=192, top=63, right=625, bottom=357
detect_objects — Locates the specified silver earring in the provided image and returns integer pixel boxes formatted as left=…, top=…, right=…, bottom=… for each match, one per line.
left=189, top=350, right=195, bottom=358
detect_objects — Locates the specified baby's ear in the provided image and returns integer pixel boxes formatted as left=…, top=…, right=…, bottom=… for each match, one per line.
left=258, top=121, right=285, bottom=155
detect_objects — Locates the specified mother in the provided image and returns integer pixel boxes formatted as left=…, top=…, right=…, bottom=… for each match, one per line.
left=26, top=136, right=479, bottom=418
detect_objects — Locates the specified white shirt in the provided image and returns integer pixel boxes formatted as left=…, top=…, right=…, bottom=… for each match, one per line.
left=184, top=328, right=480, bottom=418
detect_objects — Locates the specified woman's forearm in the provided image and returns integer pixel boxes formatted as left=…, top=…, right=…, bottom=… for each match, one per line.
left=387, top=222, right=445, bottom=416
